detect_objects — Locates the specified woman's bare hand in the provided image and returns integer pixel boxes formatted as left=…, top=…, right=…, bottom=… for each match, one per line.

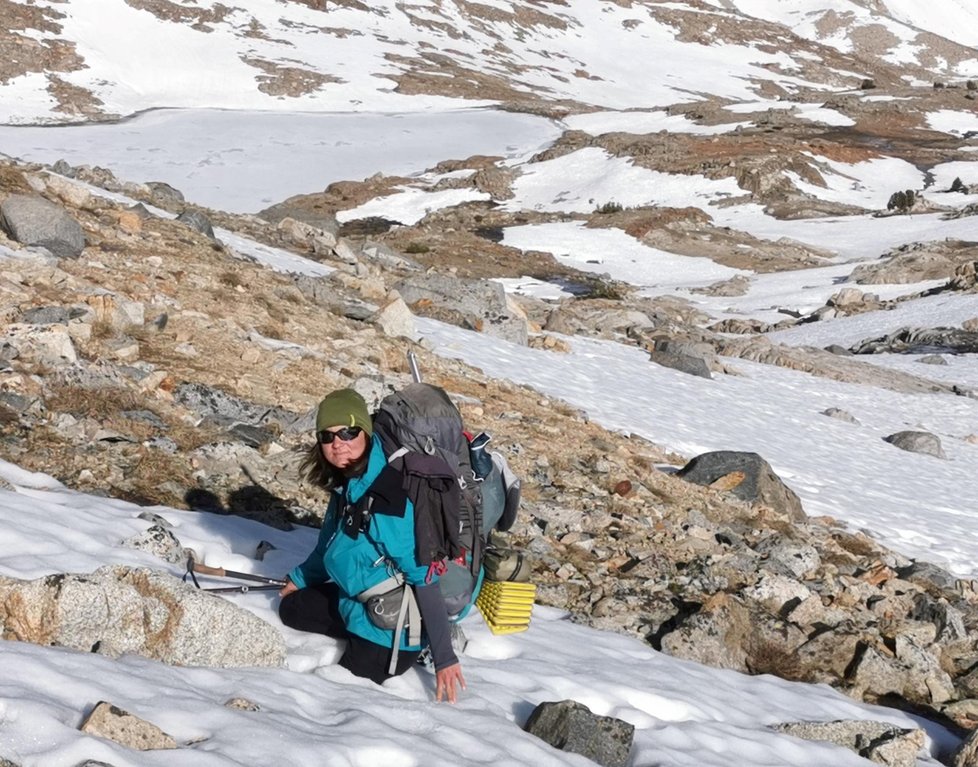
left=435, top=662, right=466, bottom=704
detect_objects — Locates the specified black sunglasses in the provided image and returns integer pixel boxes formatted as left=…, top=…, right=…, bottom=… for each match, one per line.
left=317, top=426, right=363, bottom=444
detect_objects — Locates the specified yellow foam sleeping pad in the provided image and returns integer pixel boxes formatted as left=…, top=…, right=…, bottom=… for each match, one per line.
left=476, top=580, right=536, bottom=635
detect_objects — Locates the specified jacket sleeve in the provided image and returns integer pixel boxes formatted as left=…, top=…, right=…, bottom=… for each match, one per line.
left=289, top=494, right=338, bottom=589
left=415, top=581, right=459, bottom=671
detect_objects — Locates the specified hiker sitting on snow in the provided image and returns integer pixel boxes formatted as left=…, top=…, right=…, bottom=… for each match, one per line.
left=279, top=388, right=466, bottom=703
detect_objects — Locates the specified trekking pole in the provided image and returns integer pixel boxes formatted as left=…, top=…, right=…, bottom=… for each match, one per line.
left=197, top=583, right=283, bottom=594
left=407, top=349, right=423, bottom=383
left=183, top=556, right=286, bottom=592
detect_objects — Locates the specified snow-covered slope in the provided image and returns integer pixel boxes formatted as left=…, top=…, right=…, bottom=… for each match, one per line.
left=3, top=0, right=978, bottom=123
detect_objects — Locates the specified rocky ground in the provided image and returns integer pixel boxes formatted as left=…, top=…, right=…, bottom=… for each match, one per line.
left=2, top=131, right=978, bottom=748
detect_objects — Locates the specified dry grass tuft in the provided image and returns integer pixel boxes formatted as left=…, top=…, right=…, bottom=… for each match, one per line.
left=219, top=270, right=246, bottom=288
left=46, top=383, right=144, bottom=418
left=122, top=449, right=195, bottom=507
left=746, top=639, right=805, bottom=681
left=90, top=319, right=115, bottom=340
left=167, top=420, right=226, bottom=451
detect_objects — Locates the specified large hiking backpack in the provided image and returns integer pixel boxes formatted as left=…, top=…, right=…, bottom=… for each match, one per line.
left=372, top=382, right=520, bottom=618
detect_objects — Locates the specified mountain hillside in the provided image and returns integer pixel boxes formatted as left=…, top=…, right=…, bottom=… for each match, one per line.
left=3, top=0, right=978, bottom=123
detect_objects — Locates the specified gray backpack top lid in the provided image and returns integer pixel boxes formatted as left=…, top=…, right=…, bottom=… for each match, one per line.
left=373, top=383, right=473, bottom=475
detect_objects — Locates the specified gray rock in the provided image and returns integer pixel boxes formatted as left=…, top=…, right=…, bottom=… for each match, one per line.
left=257, top=201, right=339, bottom=234
left=851, top=639, right=955, bottom=706
left=127, top=203, right=154, bottom=219
left=51, top=159, right=74, bottom=177
left=137, top=511, right=173, bottom=529
left=174, top=382, right=299, bottom=432
left=395, top=272, right=529, bottom=346
left=774, top=720, right=925, bottom=767
left=909, top=593, right=967, bottom=643
left=824, top=344, right=853, bottom=355
left=22, top=306, right=70, bottom=325
left=0, top=194, right=86, bottom=259
left=229, top=423, right=276, bottom=448
left=361, top=241, right=422, bottom=271
left=146, top=436, right=179, bottom=453
left=0, top=391, right=37, bottom=415
left=918, top=354, right=948, bottom=365
left=897, top=560, right=960, bottom=596
left=2, top=323, right=77, bottom=365
left=0, top=565, right=286, bottom=667
left=753, top=535, right=820, bottom=579
left=120, top=524, right=187, bottom=565
left=146, top=181, right=185, bottom=204
left=955, top=726, right=978, bottom=766
left=853, top=327, right=978, bottom=355
left=649, top=338, right=713, bottom=379
left=293, top=275, right=334, bottom=307
left=821, top=407, right=859, bottom=424
left=372, top=297, right=417, bottom=339
left=176, top=210, right=216, bottom=240
left=329, top=237, right=360, bottom=265
left=339, top=300, right=378, bottom=321
left=224, top=697, right=261, bottom=712
left=80, top=701, right=177, bottom=751
left=676, top=451, right=806, bottom=522
left=883, top=430, right=946, bottom=459
left=691, top=274, right=751, bottom=297
left=524, top=700, right=634, bottom=767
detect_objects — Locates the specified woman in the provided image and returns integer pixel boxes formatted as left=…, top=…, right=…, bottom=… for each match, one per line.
left=279, top=388, right=466, bottom=702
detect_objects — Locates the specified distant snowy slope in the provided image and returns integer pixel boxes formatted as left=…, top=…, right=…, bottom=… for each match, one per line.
left=715, top=0, right=978, bottom=70
left=880, top=0, right=978, bottom=46
left=4, top=0, right=978, bottom=124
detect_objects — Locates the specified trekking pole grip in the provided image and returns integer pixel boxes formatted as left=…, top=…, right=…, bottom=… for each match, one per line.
left=191, top=562, right=227, bottom=578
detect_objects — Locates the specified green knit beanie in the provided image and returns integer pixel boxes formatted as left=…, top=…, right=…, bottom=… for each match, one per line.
left=315, top=388, right=372, bottom=436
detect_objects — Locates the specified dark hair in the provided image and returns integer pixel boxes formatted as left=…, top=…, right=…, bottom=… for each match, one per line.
left=300, top=441, right=370, bottom=490
left=300, top=443, right=344, bottom=490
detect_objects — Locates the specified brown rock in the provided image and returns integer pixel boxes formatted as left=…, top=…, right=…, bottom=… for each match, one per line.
left=80, top=701, right=177, bottom=751
left=612, top=479, right=632, bottom=496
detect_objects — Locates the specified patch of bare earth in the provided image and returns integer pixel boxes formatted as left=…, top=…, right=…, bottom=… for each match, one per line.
left=241, top=57, right=342, bottom=97
left=285, top=0, right=371, bottom=12
left=267, top=175, right=416, bottom=219
left=0, top=0, right=83, bottom=84
left=390, top=51, right=540, bottom=101
left=46, top=75, right=106, bottom=118
left=586, top=206, right=834, bottom=272
left=122, top=0, right=234, bottom=30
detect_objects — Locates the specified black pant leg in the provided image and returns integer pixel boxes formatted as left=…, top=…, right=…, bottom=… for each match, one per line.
left=279, top=583, right=420, bottom=684
left=279, top=582, right=347, bottom=639
left=339, top=634, right=421, bottom=685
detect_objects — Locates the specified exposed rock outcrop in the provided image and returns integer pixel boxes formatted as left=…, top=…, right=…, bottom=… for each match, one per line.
left=0, top=566, right=286, bottom=668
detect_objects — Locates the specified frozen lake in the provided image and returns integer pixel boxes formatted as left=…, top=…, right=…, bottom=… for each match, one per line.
left=0, top=107, right=562, bottom=213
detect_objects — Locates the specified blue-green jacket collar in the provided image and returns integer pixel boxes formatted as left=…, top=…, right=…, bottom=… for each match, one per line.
left=344, top=433, right=385, bottom=503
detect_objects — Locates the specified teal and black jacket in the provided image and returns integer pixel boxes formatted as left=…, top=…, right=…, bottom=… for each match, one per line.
left=289, top=434, right=433, bottom=652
